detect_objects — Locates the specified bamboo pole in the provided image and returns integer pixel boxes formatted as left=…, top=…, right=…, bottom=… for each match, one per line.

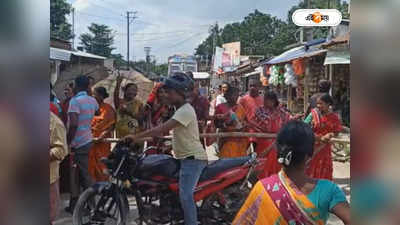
left=304, top=60, right=310, bottom=115
left=95, top=132, right=350, bottom=144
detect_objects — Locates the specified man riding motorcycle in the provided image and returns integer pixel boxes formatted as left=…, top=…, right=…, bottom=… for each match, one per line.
left=124, top=72, right=208, bottom=225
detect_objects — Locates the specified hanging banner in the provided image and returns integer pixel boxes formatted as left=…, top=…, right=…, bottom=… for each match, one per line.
left=213, top=47, right=224, bottom=72
left=222, top=52, right=231, bottom=67
left=222, top=42, right=241, bottom=66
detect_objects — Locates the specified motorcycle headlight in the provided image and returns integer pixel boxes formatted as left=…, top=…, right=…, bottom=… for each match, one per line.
left=123, top=180, right=132, bottom=188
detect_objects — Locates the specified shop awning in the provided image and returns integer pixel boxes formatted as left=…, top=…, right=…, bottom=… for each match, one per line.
left=244, top=71, right=260, bottom=77
left=243, top=66, right=262, bottom=77
left=324, top=49, right=350, bottom=65
left=192, top=72, right=210, bottom=79
left=264, top=39, right=328, bottom=65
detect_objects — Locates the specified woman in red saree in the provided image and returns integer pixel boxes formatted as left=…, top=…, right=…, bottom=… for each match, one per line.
left=233, top=121, right=350, bottom=225
left=146, top=83, right=173, bottom=128
left=214, top=87, right=249, bottom=158
left=249, top=91, right=292, bottom=179
left=88, top=87, right=116, bottom=182
left=304, top=94, right=342, bottom=180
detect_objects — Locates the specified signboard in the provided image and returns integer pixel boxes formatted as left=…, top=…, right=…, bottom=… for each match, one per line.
left=213, top=47, right=224, bottom=72
left=222, top=42, right=241, bottom=66
left=222, top=52, right=231, bottom=67
left=168, top=54, right=196, bottom=63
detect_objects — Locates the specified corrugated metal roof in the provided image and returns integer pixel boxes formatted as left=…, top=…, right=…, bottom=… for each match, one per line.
left=50, top=47, right=106, bottom=61
left=50, top=47, right=71, bottom=61
left=263, top=45, right=327, bottom=65
left=71, top=51, right=106, bottom=60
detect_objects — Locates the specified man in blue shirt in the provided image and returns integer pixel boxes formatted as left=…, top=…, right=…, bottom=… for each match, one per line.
left=65, top=75, right=99, bottom=213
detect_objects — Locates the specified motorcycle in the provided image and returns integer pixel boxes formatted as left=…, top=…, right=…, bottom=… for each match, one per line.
left=73, top=142, right=267, bottom=225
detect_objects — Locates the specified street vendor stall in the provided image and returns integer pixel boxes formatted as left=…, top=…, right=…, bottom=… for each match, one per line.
left=241, top=66, right=263, bottom=93
left=323, top=33, right=350, bottom=126
left=263, top=39, right=328, bottom=114
left=192, top=72, right=211, bottom=98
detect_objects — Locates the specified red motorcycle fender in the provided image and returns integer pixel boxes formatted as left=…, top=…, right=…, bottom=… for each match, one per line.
left=194, top=167, right=249, bottom=202
left=168, top=166, right=250, bottom=194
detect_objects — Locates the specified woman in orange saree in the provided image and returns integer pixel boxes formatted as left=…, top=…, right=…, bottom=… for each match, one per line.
left=89, top=87, right=116, bottom=182
left=214, top=87, right=249, bottom=158
left=304, top=94, right=342, bottom=180
left=233, top=121, right=350, bottom=225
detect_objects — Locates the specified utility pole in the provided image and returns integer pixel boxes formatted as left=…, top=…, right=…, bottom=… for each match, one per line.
left=303, top=0, right=313, bottom=42
left=303, top=0, right=312, bottom=114
left=144, top=47, right=151, bottom=75
left=212, top=22, right=218, bottom=67
left=72, top=7, right=75, bottom=49
left=126, top=11, right=138, bottom=70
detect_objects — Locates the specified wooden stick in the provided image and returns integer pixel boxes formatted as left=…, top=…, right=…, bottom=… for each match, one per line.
left=200, top=132, right=277, bottom=139
left=95, top=132, right=350, bottom=144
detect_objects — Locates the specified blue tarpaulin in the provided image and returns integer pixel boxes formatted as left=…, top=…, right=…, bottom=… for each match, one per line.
left=264, top=39, right=328, bottom=65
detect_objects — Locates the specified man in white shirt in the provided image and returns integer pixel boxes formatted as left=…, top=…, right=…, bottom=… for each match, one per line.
left=125, top=72, right=207, bottom=225
left=215, top=82, right=230, bottom=106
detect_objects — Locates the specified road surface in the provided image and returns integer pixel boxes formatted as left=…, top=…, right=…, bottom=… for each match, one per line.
left=54, top=146, right=350, bottom=225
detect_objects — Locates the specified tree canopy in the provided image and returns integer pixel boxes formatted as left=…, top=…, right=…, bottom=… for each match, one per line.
left=195, top=10, right=294, bottom=59
left=133, top=60, right=168, bottom=76
left=195, top=0, right=350, bottom=59
left=79, top=23, right=115, bottom=57
left=50, top=0, right=73, bottom=40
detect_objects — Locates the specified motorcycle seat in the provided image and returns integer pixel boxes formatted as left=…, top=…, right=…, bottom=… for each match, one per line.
left=199, top=156, right=251, bottom=182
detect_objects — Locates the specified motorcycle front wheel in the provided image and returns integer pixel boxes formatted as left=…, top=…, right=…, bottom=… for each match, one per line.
left=73, top=186, right=127, bottom=225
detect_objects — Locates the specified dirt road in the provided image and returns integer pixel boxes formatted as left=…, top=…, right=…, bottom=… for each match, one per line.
left=54, top=146, right=350, bottom=225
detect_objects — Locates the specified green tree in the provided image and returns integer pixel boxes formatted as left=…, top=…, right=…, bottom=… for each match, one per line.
left=132, top=60, right=168, bottom=76
left=195, top=10, right=294, bottom=59
left=195, top=1, right=350, bottom=60
left=195, top=23, right=222, bottom=61
left=153, top=63, right=168, bottom=76
left=132, top=60, right=147, bottom=71
left=80, top=23, right=115, bottom=57
left=238, top=10, right=294, bottom=56
left=50, top=0, right=73, bottom=40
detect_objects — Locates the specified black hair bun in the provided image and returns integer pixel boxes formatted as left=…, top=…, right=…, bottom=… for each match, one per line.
left=95, top=86, right=109, bottom=99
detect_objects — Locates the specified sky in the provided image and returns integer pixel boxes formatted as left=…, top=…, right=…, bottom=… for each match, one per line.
left=66, top=0, right=309, bottom=64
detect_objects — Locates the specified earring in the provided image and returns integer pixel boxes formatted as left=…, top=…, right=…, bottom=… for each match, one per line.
left=284, top=151, right=293, bottom=166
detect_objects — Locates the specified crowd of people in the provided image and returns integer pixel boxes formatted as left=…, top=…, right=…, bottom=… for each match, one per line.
left=49, top=72, right=349, bottom=225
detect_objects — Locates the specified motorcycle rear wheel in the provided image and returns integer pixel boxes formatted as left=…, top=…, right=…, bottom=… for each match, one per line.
left=73, top=187, right=127, bottom=225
